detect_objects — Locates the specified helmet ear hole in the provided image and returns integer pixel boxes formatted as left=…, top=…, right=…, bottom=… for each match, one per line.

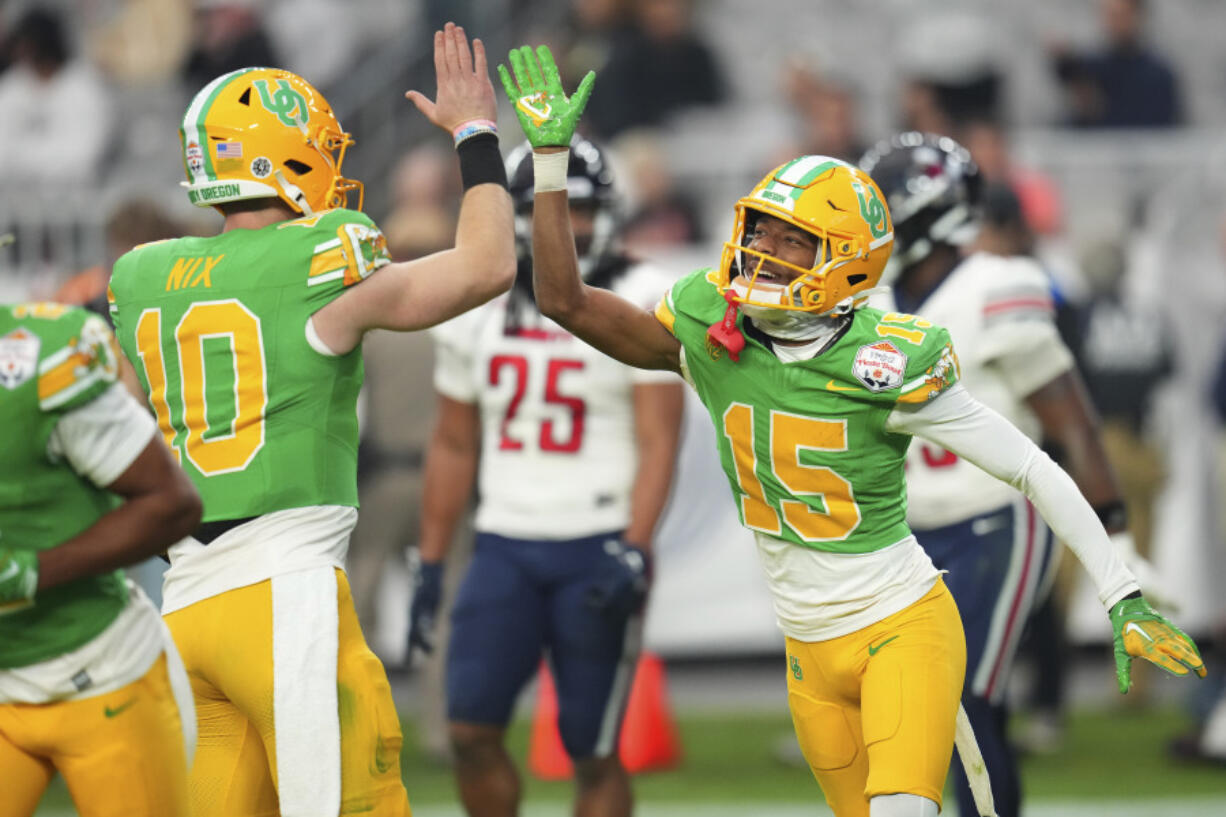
left=846, top=273, right=867, bottom=287
left=284, top=159, right=312, bottom=176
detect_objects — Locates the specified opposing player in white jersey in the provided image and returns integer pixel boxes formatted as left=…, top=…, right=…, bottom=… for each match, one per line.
left=411, top=135, right=684, bottom=817
left=861, top=132, right=1147, bottom=817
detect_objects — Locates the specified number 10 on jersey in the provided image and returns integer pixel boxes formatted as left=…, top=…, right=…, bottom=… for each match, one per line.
left=134, top=300, right=267, bottom=476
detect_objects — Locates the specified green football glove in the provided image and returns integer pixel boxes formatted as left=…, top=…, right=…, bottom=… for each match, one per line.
left=1109, top=595, right=1206, bottom=694
left=497, top=44, right=595, bottom=147
left=0, top=548, right=39, bottom=616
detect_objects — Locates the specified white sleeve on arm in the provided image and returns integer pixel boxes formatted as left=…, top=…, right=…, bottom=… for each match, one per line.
left=47, top=383, right=159, bottom=488
left=885, top=384, right=1139, bottom=608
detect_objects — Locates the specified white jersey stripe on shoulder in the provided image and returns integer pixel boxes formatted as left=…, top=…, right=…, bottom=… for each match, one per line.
left=307, top=270, right=346, bottom=287
left=40, top=368, right=106, bottom=411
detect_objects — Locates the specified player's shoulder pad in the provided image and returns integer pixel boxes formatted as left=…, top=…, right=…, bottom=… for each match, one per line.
left=962, top=252, right=1056, bottom=325
left=283, top=208, right=392, bottom=289
left=854, top=307, right=960, bottom=404
left=12, top=304, right=123, bottom=413
left=655, top=267, right=721, bottom=330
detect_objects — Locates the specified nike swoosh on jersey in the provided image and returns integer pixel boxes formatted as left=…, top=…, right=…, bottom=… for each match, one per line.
left=1124, top=621, right=1154, bottom=642
left=825, top=379, right=859, bottom=392
left=0, top=561, right=19, bottom=583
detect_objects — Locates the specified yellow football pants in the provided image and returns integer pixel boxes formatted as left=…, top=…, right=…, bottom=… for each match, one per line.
left=785, top=579, right=966, bottom=817
left=165, top=567, right=410, bottom=817
left=0, top=654, right=190, bottom=817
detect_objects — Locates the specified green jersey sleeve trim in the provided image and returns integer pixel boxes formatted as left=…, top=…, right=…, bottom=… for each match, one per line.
left=38, top=313, right=120, bottom=412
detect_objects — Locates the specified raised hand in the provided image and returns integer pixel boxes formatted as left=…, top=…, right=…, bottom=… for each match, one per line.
left=497, top=44, right=595, bottom=147
left=1109, top=595, right=1206, bottom=694
left=406, top=22, right=497, bottom=134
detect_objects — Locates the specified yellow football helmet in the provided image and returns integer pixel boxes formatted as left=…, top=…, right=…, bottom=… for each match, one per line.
left=717, top=156, right=894, bottom=315
left=180, top=67, right=361, bottom=215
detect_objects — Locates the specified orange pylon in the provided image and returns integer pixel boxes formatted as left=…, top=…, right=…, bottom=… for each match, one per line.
left=528, top=652, right=682, bottom=779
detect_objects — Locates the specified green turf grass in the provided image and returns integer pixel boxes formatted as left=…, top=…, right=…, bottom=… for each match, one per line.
left=34, top=706, right=1226, bottom=814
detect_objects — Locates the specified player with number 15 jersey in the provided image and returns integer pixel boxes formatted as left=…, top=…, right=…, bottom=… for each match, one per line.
left=500, top=42, right=1203, bottom=817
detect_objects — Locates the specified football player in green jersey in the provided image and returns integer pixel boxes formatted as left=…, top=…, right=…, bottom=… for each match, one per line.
left=498, top=44, right=1206, bottom=817
left=107, top=23, right=514, bottom=817
left=0, top=302, right=201, bottom=817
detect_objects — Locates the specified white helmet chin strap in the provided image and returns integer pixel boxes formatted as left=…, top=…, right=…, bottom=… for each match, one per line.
left=274, top=169, right=313, bottom=216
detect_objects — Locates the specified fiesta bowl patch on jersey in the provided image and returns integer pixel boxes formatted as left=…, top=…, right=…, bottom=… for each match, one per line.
left=853, top=340, right=907, bottom=392
left=0, top=328, right=40, bottom=390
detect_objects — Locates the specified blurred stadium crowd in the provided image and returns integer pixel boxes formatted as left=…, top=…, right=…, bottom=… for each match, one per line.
left=4, top=0, right=1226, bottom=764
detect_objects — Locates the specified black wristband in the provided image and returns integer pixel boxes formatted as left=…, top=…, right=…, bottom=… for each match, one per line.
left=456, top=132, right=508, bottom=191
left=1093, top=500, right=1127, bottom=532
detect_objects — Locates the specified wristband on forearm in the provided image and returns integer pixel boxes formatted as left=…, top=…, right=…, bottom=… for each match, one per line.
left=455, top=131, right=508, bottom=191
left=532, top=149, right=570, bottom=193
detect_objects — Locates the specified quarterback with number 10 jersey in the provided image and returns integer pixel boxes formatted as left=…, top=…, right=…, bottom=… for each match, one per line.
left=109, top=209, right=389, bottom=520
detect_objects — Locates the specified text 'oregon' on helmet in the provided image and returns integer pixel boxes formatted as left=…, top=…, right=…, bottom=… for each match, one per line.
left=180, top=67, right=361, bottom=215
left=716, top=156, right=894, bottom=316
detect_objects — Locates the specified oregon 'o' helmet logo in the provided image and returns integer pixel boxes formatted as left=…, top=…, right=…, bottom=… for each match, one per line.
left=179, top=67, right=362, bottom=215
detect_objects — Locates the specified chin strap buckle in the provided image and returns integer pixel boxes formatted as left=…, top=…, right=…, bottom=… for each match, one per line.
left=706, top=290, right=746, bottom=362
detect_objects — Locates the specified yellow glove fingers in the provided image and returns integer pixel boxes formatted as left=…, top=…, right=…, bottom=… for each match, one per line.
left=1124, top=626, right=1207, bottom=677
left=1154, top=635, right=1207, bottom=677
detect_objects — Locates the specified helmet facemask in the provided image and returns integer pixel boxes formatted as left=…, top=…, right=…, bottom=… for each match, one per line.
left=707, top=157, right=893, bottom=352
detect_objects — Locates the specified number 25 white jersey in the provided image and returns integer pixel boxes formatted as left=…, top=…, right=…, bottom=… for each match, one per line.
left=871, top=252, right=1075, bottom=529
left=431, top=261, right=679, bottom=539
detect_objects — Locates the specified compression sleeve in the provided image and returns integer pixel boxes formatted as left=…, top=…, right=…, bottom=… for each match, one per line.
left=885, top=384, right=1139, bottom=608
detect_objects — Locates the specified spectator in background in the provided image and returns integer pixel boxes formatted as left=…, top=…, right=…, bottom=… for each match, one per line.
left=1050, top=0, right=1183, bottom=128
left=1056, top=237, right=1174, bottom=575
left=381, top=144, right=462, bottom=262
left=615, top=130, right=705, bottom=255
left=777, top=61, right=866, bottom=165
left=182, top=0, right=277, bottom=93
left=585, top=0, right=725, bottom=140
left=265, top=0, right=361, bottom=91
left=0, top=6, right=114, bottom=186
left=85, top=0, right=193, bottom=87
left=896, top=12, right=1003, bottom=138
left=961, top=118, right=1064, bottom=239
left=54, top=199, right=186, bottom=317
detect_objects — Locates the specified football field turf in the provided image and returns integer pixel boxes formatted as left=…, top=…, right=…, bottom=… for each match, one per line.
left=33, top=706, right=1226, bottom=815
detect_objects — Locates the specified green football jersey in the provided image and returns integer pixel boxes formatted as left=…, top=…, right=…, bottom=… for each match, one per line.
left=656, top=269, right=961, bottom=553
left=108, top=208, right=391, bottom=522
left=0, top=303, right=129, bottom=668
